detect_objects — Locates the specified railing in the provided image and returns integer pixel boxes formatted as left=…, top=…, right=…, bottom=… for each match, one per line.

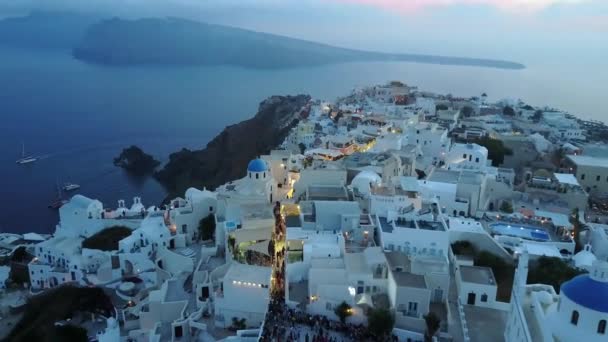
left=457, top=298, right=471, bottom=342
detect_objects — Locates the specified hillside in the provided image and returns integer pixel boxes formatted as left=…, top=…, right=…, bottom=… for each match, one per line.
left=155, top=94, right=311, bottom=198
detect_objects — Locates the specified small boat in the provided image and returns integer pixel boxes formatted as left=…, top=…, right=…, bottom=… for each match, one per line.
left=63, top=183, right=81, bottom=192
left=49, top=181, right=68, bottom=210
left=16, top=142, right=38, bottom=165
left=48, top=198, right=68, bottom=210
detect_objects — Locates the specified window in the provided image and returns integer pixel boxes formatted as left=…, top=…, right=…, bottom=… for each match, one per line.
left=599, top=320, right=607, bottom=334
left=475, top=157, right=480, bottom=163
left=571, top=310, right=579, bottom=325
left=463, top=154, right=467, bottom=159
left=597, top=175, right=601, bottom=182
left=256, top=173, right=259, bottom=179
left=209, top=206, right=214, bottom=212
left=408, top=302, right=418, bottom=316
left=581, top=174, right=586, bottom=180
left=481, top=294, right=488, bottom=302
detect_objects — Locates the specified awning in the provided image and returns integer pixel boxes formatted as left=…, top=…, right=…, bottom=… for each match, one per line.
left=234, top=228, right=271, bottom=245
left=244, top=240, right=271, bottom=256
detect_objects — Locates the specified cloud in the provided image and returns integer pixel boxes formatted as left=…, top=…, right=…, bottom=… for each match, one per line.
left=329, top=0, right=592, bottom=13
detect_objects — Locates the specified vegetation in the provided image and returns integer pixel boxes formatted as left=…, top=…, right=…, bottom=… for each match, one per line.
left=367, top=308, right=395, bottom=339
left=7, top=285, right=114, bottom=342
left=8, top=246, right=33, bottom=286
left=500, top=201, right=514, bottom=214
left=532, top=110, right=543, bottom=122
left=474, top=136, right=513, bottom=166
left=298, top=142, right=306, bottom=154
left=502, top=106, right=516, bottom=116
left=334, top=301, right=353, bottom=324
left=527, top=256, right=585, bottom=292
left=474, top=251, right=515, bottom=302
left=451, top=240, right=476, bottom=257
left=113, top=145, right=160, bottom=175
left=436, top=104, right=448, bottom=111
left=570, top=208, right=583, bottom=253
left=82, top=226, right=132, bottom=251
left=230, top=317, right=247, bottom=331
left=198, top=214, right=216, bottom=241
left=423, top=312, right=441, bottom=342
left=52, top=325, right=88, bottom=342
left=461, top=105, right=474, bottom=117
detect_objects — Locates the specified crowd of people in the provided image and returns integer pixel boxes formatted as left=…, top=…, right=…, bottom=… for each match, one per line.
left=260, top=202, right=400, bottom=342
left=259, top=298, right=399, bottom=342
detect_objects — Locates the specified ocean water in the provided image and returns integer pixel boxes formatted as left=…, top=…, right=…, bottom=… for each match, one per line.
left=0, top=47, right=605, bottom=233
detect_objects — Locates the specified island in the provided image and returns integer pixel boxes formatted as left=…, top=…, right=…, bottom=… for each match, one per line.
left=72, top=17, right=525, bottom=70
left=113, top=145, right=160, bottom=176
left=155, top=94, right=311, bottom=198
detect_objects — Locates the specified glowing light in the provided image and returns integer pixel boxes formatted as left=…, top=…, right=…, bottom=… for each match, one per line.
left=348, top=286, right=356, bottom=296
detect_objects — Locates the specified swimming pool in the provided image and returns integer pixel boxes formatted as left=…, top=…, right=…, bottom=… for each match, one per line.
left=490, top=223, right=551, bottom=241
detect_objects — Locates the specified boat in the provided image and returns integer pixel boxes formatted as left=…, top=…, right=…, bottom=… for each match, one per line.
left=48, top=198, right=68, bottom=210
left=48, top=182, right=68, bottom=210
left=63, top=183, right=81, bottom=192
left=16, top=142, right=37, bottom=164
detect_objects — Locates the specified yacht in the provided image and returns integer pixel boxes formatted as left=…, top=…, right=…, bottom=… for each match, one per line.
left=16, top=142, right=37, bottom=165
left=63, top=183, right=81, bottom=192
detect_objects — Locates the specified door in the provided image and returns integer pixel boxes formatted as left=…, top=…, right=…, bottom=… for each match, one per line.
left=434, top=288, right=443, bottom=303
left=174, top=325, right=183, bottom=338
left=467, top=292, right=476, bottom=305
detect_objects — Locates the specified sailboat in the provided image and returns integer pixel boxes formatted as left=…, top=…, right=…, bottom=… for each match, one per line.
left=63, top=182, right=81, bottom=192
left=16, top=142, right=37, bottom=164
left=48, top=182, right=68, bottom=210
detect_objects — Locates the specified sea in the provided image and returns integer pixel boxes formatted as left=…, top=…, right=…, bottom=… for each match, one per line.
left=0, top=46, right=606, bottom=234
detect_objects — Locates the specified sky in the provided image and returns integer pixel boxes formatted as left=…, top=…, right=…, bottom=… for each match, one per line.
left=0, top=0, right=606, bottom=65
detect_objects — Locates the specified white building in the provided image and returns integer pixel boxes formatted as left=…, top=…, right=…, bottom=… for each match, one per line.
left=505, top=255, right=608, bottom=342
left=446, top=143, right=489, bottom=170
left=218, top=158, right=278, bottom=204
left=214, top=263, right=271, bottom=328
left=456, top=265, right=501, bottom=309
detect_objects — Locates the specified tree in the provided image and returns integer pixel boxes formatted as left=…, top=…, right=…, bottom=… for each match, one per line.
left=503, top=106, right=516, bottom=116
left=82, top=226, right=132, bottom=251
left=423, top=312, right=441, bottom=342
left=198, top=214, right=216, bottom=241
left=334, top=301, right=353, bottom=324
left=298, top=142, right=306, bottom=154
left=451, top=241, right=476, bottom=257
left=527, top=256, right=585, bottom=292
left=367, top=308, right=394, bottom=338
left=570, top=208, right=583, bottom=253
left=532, top=110, right=543, bottom=122
left=474, top=136, right=513, bottom=166
left=500, top=201, right=514, bottom=214
left=461, top=105, right=474, bottom=117
left=230, top=317, right=247, bottom=330
left=436, top=104, right=448, bottom=111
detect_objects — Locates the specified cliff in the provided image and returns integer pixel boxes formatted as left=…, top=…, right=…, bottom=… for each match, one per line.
left=155, top=94, right=311, bottom=198
left=72, top=17, right=525, bottom=70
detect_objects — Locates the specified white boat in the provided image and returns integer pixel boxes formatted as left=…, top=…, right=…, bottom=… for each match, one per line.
left=63, top=183, right=81, bottom=192
left=16, top=142, right=37, bottom=164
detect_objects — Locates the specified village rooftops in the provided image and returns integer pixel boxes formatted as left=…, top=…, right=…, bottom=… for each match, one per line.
left=306, top=185, right=349, bottom=201
left=224, top=263, right=272, bottom=288
left=385, top=252, right=426, bottom=288
left=460, top=265, right=496, bottom=285
left=567, top=155, right=608, bottom=168
left=427, top=169, right=461, bottom=184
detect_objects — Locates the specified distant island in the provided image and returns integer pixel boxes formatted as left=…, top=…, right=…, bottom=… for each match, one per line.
left=0, top=12, right=525, bottom=70
left=113, top=145, right=160, bottom=176
left=72, top=17, right=525, bottom=70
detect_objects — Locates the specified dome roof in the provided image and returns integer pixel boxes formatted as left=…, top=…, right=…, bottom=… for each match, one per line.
left=247, top=159, right=268, bottom=172
left=561, top=274, right=608, bottom=313
left=351, top=170, right=382, bottom=195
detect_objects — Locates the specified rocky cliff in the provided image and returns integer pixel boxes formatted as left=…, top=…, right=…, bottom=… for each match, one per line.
left=155, top=94, right=311, bottom=198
